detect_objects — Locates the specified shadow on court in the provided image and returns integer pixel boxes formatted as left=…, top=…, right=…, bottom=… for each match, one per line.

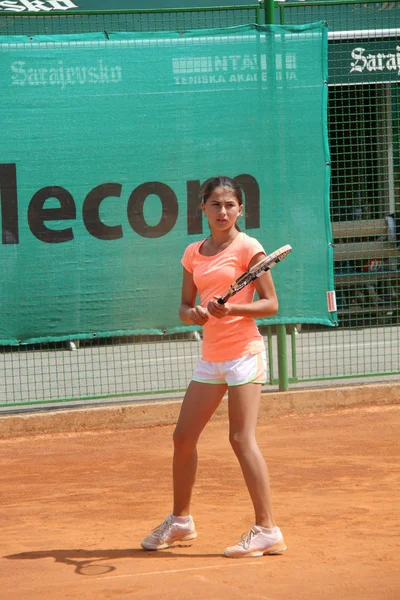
left=4, top=546, right=228, bottom=576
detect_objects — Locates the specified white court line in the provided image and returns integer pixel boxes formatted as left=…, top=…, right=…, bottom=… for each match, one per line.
left=96, top=560, right=263, bottom=580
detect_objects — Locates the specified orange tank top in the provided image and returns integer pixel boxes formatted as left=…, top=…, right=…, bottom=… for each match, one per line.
left=181, top=232, right=266, bottom=362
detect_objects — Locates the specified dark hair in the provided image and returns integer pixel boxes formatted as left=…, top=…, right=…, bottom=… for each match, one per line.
left=199, top=175, right=243, bottom=207
left=199, top=176, right=243, bottom=231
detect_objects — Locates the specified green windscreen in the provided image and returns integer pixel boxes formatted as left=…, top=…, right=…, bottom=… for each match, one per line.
left=0, top=23, right=334, bottom=345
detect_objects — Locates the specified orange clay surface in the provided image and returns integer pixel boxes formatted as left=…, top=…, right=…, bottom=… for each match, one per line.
left=1, top=403, right=399, bottom=600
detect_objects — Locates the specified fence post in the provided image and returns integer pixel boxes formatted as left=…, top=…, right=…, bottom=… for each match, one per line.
left=263, top=0, right=289, bottom=391
left=263, top=0, right=275, bottom=24
left=277, top=325, right=289, bottom=391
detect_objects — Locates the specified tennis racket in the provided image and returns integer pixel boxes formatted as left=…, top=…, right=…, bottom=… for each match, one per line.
left=217, top=244, right=292, bottom=304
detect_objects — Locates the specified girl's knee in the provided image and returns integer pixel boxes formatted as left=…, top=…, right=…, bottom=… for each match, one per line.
left=229, top=431, right=255, bottom=455
left=173, top=428, right=196, bottom=453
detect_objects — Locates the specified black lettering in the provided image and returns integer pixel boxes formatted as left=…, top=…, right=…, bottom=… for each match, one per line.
left=0, top=163, right=19, bottom=244
left=186, top=175, right=260, bottom=235
left=127, top=182, right=178, bottom=238
left=28, top=186, right=76, bottom=243
left=234, top=174, right=260, bottom=229
left=82, top=183, right=123, bottom=240
left=2, top=171, right=259, bottom=243
left=186, top=179, right=203, bottom=235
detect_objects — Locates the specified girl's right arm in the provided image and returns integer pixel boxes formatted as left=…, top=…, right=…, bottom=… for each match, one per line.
left=179, top=267, right=209, bottom=326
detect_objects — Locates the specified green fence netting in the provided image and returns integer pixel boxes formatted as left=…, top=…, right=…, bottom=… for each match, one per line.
left=0, top=23, right=332, bottom=346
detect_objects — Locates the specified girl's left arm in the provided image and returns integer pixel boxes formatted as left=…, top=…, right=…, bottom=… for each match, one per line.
left=206, top=252, right=279, bottom=319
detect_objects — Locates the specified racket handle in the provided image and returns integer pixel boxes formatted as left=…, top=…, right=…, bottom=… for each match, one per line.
left=205, top=296, right=226, bottom=314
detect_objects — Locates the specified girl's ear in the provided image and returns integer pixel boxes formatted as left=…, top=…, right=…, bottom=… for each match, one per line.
left=201, top=202, right=206, bottom=215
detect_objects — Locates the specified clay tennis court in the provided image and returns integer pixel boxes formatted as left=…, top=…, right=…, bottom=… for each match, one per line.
left=1, top=392, right=399, bottom=600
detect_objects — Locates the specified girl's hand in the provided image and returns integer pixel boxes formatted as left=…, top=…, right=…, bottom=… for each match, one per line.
left=190, top=305, right=209, bottom=326
left=206, top=297, right=231, bottom=319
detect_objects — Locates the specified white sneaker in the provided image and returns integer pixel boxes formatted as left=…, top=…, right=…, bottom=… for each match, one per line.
left=141, top=514, right=197, bottom=550
left=224, top=525, right=287, bottom=558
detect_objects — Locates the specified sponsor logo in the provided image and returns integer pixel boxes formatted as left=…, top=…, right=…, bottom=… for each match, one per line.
left=0, top=0, right=77, bottom=11
left=11, top=59, right=122, bottom=89
left=0, top=165, right=261, bottom=243
left=172, top=53, right=297, bottom=85
left=350, top=46, right=400, bottom=76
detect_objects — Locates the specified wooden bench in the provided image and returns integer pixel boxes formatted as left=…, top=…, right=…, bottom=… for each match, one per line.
left=332, top=218, right=400, bottom=323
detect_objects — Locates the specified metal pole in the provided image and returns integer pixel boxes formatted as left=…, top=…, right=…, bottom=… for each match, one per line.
left=267, top=326, right=275, bottom=384
left=263, top=0, right=275, bottom=25
left=263, top=0, right=287, bottom=389
left=277, top=325, right=289, bottom=391
left=291, top=326, right=298, bottom=382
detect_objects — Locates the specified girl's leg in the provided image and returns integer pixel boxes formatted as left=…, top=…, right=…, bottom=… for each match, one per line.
left=173, top=380, right=227, bottom=516
left=228, top=383, right=275, bottom=528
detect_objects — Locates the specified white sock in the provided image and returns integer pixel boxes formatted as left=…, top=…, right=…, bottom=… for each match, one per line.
left=258, top=525, right=279, bottom=535
left=171, top=514, right=191, bottom=523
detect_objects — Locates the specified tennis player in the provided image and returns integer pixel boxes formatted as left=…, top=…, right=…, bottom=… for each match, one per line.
left=141, top=175, right=286, bottom=558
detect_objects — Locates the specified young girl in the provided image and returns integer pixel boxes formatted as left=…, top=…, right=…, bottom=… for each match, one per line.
left=141, top=175, right=286, bottom=558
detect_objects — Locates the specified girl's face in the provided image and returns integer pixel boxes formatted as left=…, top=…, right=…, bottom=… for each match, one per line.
left=201, top=186, right=242, bottom=232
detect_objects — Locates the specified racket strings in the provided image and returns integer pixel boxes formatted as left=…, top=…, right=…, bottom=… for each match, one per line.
left=231, top=257, right=271, bottom=291
left=249, top=247, right=291, bottom=275
left=219, top=244, right=292, bottom=302
left=248, top=257, right=272, bottom=275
